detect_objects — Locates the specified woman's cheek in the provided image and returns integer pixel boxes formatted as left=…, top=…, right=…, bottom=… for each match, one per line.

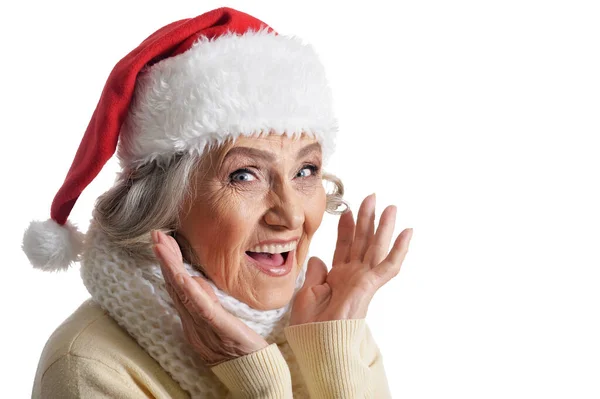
left=219, top=249, right=242, bottom=288
left=294, top=184, right=326, bottom=267
left=306, top=184, right=327, bottom=231
left=198, top=244, right=243, bottom=293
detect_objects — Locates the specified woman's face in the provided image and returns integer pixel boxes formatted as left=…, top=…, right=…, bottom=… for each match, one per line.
left=177, top=133, right=326, bottom=310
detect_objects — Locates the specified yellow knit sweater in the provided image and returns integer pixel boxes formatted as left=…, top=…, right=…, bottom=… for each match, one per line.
left=32, top=299, right=392, bottom=398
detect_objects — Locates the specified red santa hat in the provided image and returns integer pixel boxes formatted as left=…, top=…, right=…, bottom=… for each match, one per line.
left=22, top=7, right=338, bottom=272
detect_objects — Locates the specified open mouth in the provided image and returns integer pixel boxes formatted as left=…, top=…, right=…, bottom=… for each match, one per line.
left=244, top=251, right=290, bottom=267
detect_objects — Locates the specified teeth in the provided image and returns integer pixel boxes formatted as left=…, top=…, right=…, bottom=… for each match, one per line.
left=248, top=241, right=298, bottom=254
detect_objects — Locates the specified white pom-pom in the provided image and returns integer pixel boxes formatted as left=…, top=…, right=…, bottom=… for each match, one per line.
left=22, top=219, right=85, bottom=272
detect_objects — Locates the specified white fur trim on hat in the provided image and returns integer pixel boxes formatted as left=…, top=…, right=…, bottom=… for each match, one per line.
left=117, top=27, right=338, bottom=167
left=22, top=219, right=85, bottom=272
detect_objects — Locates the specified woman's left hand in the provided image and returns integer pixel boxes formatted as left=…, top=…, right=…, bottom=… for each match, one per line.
left=289, top=193, right=413, bottom=326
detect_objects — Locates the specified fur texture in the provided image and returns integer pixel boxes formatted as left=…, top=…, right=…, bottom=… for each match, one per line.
left=117, top=27, right=338, bottom=167
left=22, top=219, right=84, bottom=272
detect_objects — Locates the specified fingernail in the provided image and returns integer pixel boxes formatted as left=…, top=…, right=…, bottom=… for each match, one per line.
left=151, top=230, right=158, bottom=244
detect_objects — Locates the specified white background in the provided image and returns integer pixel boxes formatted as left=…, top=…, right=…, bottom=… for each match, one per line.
left=2, top=0, right=599, bottom=397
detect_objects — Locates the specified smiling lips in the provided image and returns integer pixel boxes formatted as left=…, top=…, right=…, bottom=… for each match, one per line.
left=245, top=240, right=298, bottom=276
left=248, top=240, right=298, bottom=254
left=246, top=241, right=298, bottom=277
left=245, top=250, right=295, bottom=276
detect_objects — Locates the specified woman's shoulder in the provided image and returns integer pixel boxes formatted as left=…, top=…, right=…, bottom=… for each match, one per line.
left=32, top=299, right=188, bottom=398
left=35, top=299, right=138, bottom=373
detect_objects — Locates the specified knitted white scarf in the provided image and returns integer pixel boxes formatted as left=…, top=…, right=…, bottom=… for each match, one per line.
left=80, top=221, right=308, bottom=398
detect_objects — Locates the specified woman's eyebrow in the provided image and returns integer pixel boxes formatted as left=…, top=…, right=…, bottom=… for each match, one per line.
left=223, top=142, right=321, bottom=163
left=296, top=142, right=321, bottom=160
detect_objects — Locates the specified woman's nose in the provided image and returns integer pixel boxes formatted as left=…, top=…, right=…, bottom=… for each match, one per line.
left=263, top=183, right=304, bottom=230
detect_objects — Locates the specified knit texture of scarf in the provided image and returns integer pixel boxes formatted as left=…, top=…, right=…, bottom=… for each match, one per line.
left=80, top=221, right=309, bottom=398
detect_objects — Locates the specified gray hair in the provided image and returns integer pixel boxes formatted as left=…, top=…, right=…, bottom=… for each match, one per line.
left=93, top=151, right=349, bottom=263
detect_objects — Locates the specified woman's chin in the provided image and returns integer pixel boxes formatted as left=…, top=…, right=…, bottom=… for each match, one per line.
left=246, top=274, right=297, bottom=310
left=236, top=251, right=300, bottom=310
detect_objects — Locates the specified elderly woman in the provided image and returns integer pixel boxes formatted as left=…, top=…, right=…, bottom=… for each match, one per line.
left=24, top=7, right=413, bottom=398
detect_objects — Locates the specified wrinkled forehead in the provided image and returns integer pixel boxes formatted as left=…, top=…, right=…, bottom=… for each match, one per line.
left=208, top=132, right=322, bottom=167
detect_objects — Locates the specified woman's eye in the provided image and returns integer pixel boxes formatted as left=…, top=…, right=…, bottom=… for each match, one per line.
left=230, top=165, right=318, bottom=183
left=296, top=165, right=318, bottom=178
left=229, top=169, right=256, bottom=183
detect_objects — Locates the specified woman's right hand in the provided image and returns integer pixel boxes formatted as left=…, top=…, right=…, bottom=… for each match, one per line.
left=151, top=230, right=269, bottom=366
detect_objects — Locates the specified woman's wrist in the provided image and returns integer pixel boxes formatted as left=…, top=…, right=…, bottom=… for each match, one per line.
left=284, top=319, right=366, bottom=346
left=210, top=343, right=293, bottom=397
left=284, top=319, right=371, bottom=398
